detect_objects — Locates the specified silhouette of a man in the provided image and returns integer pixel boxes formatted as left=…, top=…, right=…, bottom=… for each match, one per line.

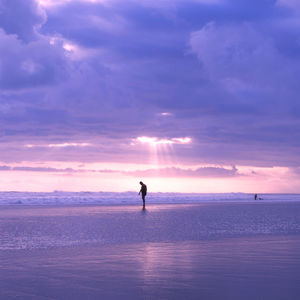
left=139, top=181, right=147, bottom=209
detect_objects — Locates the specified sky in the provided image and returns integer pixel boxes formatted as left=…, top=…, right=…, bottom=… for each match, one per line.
left=0, top=0, right=300, bottom=192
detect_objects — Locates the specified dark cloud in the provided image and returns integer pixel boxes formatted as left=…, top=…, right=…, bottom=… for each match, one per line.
left=124, top=166, right=239, bottom=178
left=0, top=165, right=79, bottom=172
left=0, top=165, right=10, bottom=170
left=0, top=0, right=46, bottom=42
left=13, top=166, right=76, bottom=172
left=0, top=163, right=238, bottom=178
left=0, top=29, right=68, bottom=90
left=0, top=164, right=119, bottom=173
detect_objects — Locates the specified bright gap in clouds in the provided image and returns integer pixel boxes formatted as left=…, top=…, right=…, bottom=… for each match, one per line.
left=38, top=0, right=107, bottom=7
left=63, top=43, right=76, bottom=52
left=25, top=143, right=91, bottom=148
left=136, top=136, right=191, bottom=146
left=38, top=0, right=71, bottom=7
left=39, top=0, right=221, bottom=7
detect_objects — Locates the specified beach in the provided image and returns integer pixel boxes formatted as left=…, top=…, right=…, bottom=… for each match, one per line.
left=1, top=201, right=300, bottom=299
left=1, top=0, right=299, bottom=299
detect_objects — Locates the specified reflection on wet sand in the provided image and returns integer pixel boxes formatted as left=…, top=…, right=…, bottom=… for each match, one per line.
left=137, top=237, right=300, bottom=299
left=0, top=203, right=300, bottom=299
left=2, top=237, right=299, bottom=299
left=141, top=243, right=195, bottom=285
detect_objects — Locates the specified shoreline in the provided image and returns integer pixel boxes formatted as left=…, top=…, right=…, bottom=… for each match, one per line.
left=1, top=192, right=300, bottom=206
left=1, top=199, right=300, bottom=208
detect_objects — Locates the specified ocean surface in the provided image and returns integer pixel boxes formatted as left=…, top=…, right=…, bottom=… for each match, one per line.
left=0, top=198, right=300, bottom=299
left=1, top=191, right=300, bottom=205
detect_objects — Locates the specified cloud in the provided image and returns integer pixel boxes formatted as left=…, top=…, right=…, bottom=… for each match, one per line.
left=0, top=0, right=46, bottom=42
left=0, top=0, right=299, bottom=171
left=0, top=162, right=238, bottom=178
left=189, top=21, right=300, bottom=88
left=0, top=164, right=119, bottom=173
left=124, top=166, right=239, bottom=178
left=13, top=166, right=76, bottom=172
left=0, top=29, right=68, bottom=90
left=0, top=165, right=10, bottom=170
left=25, top=142, right=91, bottom=148
left=135, top=136, right=191, bottom=145
left=0, top=165, right=78, bottom=172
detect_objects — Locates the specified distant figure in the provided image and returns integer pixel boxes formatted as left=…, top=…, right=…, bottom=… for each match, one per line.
left=139, top=181, right=147, bottom=209
left=255, top=194, right=263, bottom=200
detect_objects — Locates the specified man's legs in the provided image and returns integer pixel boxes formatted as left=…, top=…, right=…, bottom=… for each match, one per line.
left=142, top=194, right=145, bottom=209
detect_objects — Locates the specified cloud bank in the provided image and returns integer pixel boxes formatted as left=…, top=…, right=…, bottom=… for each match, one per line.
left=0, top=164, right=239, bottom=179
left=0, top=0, right=300, bottom=170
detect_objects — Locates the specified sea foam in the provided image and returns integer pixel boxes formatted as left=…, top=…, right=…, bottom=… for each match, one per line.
left=0, top=192, right=299, bottom=205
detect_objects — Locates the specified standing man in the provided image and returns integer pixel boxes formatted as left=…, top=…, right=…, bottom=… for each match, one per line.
left=139, top=181, right=147, bottom=209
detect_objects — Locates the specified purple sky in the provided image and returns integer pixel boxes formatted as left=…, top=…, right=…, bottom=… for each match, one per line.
left=0, top=0, right=300, bottom=192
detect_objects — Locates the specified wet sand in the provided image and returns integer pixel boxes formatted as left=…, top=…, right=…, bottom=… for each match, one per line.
left=0, top=203, right=300, bottom=299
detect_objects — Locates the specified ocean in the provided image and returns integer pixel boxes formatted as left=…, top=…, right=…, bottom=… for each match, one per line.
left=1, top=191, right=300, bottom=205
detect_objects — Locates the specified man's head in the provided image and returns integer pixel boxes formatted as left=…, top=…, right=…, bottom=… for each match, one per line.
left=139, top=181, right=143, bottom=185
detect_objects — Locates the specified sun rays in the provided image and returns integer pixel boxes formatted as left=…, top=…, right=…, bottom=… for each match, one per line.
left=133, top=136, right=192, bottom=171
